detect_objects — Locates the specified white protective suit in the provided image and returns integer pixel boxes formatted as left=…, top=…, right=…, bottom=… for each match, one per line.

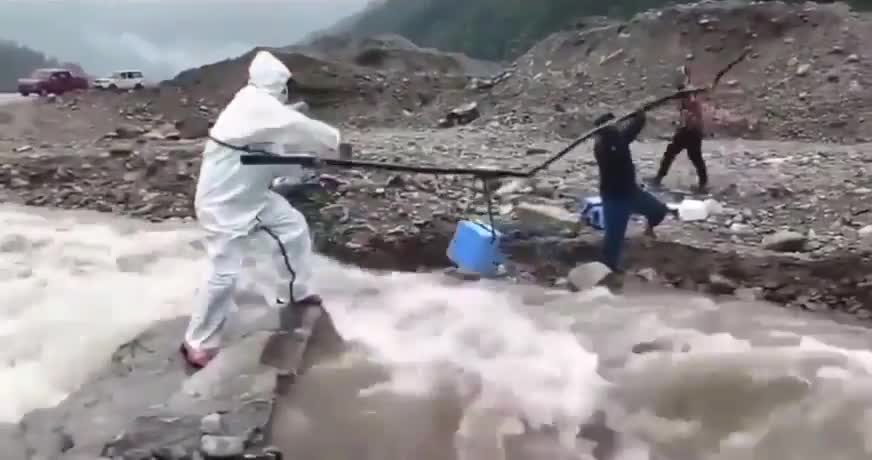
left=185, top=50, right=340, bottom=351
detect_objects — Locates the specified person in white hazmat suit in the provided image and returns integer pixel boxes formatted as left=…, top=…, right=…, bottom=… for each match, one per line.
left=182, top=50, right=340, bottom=368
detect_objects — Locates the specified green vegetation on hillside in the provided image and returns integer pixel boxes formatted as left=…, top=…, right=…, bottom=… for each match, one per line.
left=0, top=40, right=69, bottom=92
left=346, top=0, right=872, bottom=62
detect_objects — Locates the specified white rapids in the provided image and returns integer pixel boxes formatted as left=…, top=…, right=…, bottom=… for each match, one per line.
left=1, top=203, right=872, bottom=460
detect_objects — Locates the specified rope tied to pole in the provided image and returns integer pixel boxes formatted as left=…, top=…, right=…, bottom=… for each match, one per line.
left=238, top=49, right=751, bottom=234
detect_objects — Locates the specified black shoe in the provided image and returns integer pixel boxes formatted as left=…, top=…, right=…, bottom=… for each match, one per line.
left=277, top=295, right=323, bottom=307
left=602, top=272, right=625, bottom=291
left=296, top=295, right=323, bottom=306
left=645, top=176, right=663, bottom=188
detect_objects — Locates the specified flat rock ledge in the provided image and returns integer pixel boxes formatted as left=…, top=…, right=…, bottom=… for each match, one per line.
left=1, top=303, right=326, bottom=460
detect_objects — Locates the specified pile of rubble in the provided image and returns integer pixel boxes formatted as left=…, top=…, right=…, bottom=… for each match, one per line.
left=478, top=1, right=872, bottom=142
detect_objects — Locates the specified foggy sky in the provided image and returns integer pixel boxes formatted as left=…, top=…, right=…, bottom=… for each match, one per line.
left=0, top=0, right=369, bottom=80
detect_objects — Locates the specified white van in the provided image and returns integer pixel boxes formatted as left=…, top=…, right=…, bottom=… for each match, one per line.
left=93, top=70, right=146, bottom=90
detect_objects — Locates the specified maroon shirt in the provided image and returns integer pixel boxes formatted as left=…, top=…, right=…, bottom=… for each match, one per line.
left=679, top=95, right=704, bottom=132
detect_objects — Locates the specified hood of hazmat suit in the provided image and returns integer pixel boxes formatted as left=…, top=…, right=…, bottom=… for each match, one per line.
left=194, top=50, right=341, bottom=235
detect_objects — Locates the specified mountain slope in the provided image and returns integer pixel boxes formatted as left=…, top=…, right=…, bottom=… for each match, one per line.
left=337, top=0, right=679, bottom=60
left=336, top=0, right=872, bottom=61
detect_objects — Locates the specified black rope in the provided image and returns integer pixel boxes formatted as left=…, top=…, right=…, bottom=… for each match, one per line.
left=234, top=51, right=751, bottom=182
left=223, top=88, right=689, bottom=245
left=525, top=87, right=710, bottom=177
left=209, top=135, right=254, bottom=153
left=240, top=154, right=529, bottom=179
left=481, top=178, right=497, bottom=241
left=237, top=147, right=511, bottom=235
left=256, top=217, right=299, bottom=306
left=236, top=89, right=707, bottom=182
left=224, top=50, right=751, bottom=248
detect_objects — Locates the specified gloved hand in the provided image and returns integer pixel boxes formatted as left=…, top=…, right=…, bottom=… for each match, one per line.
left=281, top=154, right=322, bottom=169
left=339, top=142, right=352, bottom=160
left=305, top=155, right=323, bottom=169
left=288, top=101, right=309, bottom=113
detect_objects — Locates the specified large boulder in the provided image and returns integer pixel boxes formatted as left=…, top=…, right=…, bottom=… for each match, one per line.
left=567, top=262, right=613, bottom=291
left=762, top=230, right=807, bottom=252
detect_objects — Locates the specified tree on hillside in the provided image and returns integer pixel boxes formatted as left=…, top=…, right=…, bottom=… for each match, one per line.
left=0, top=40, right=81, bottom=92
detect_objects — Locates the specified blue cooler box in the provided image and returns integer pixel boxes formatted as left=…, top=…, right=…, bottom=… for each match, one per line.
left=447, top=220, right=505, bottom=277
left=580, top=196, right=606, bottom=230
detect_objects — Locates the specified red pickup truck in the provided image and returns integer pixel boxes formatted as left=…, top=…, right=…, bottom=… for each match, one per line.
left=18, top=68, right=89, bottom=96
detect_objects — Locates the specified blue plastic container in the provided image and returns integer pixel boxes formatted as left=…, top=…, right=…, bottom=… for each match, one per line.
left=579, top=196, right=606, bottom=230
left=447, top=220, right=505, bottom=277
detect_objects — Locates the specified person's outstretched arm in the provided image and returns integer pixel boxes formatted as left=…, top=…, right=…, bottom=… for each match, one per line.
left=257, top=104, right=339, bottom=156
left=619, top=111, right=646, bottom=144
left=240, top=97, right=340, bottom=179
left=227, top=90, right=340, bottom=157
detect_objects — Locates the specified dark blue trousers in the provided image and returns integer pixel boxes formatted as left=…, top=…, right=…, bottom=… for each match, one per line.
left=601, top=188, right=668, bottom=272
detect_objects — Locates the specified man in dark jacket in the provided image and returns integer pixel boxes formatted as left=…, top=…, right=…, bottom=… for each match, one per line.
left=649, top=67, right=708, bottom=192
left=593, top=110, right=671, bottom=272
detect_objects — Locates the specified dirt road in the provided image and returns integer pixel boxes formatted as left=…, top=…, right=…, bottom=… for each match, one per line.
left=0, top=93, right=34, bottom=142
left=0, top=93, right=27, bottom=106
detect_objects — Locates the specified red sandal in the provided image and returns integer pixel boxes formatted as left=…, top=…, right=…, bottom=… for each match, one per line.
left=179, top=342, right=218, bottom=369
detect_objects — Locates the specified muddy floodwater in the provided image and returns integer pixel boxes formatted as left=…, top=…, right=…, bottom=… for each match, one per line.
left=2, top=203, right=872, bottom=460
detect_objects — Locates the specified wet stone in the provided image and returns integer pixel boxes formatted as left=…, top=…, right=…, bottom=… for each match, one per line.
left=632, top=338, right=674, bottom=354
left=735, top=287, right=764, bottom=302
left=762, top=230, right=807, bottom=252
left=152, top=445, right=190, bottom=460
left=109, top=142, right=135, bottom=156
left=567, top=262, right=612, bottom=292
left=200, top=435, right=245, bottom=458
left=707, top=273, right=738, bottom=295
left=634, top=267, right=659, bottom=283
left=116, top=125, right=145, bottom=139
left=444, top=266, right=482, bottom=282
left=200, top=413, right=226, bottom=435
left=120, top=447, right=153, bottom=460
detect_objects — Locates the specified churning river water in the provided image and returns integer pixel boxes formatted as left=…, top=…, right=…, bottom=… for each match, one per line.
left=1, top=203, right=872, bottom=460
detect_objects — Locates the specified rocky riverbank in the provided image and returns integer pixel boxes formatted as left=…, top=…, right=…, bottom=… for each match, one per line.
left=2, top=125, right=872, bottom=318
